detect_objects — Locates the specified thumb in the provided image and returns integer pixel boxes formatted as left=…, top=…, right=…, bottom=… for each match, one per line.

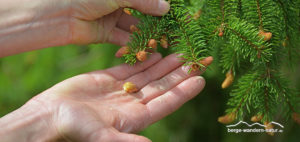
left=116, top=0, right=170, bottom=16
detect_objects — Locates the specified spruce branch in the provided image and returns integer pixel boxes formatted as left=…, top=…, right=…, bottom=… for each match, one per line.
left=119, top=0, right=300, bottom=131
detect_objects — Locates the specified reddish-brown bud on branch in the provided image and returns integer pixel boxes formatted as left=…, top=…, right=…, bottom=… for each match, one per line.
left=199, top=56, right=214, bottom=67
left=218, top=27, right=224, bottom=37
left=222, top=70, right=234, bottom=89
left=160, top=35, right=168, bottom=49
left=136, top=50, right=148, bottom=62
left=130, top=25, right=140, bottom=33
left=258, top=30, right=272, bottom=41
left=251, top=114, right=263, bottom=122
left=282, top=37, right=288, bottom=47
left=148, top=39, right=157, bottom=49
left=191, top=56, right=214, bottom=72
left=115, top=46, right=130, bottom=58
left=218, top=32, right=224, bottom=37
left=193, top=10, right=202, bottom=20
left=191, top=63, right=201, bottom=72
left=218, top=112, right=236, bottom=124
left=264, top=121, right=274, bottom=136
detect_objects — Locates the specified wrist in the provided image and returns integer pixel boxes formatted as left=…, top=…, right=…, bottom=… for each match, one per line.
left=0, top=99, right=60, bottom=142
left=0, top=0, right=72, bottom=57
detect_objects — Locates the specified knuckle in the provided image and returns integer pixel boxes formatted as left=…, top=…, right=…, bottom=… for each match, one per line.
left=154, top=77, right=170, bottom=91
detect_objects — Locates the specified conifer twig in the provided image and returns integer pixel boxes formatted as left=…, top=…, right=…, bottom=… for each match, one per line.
left=226, top=26, right=262, bottom=50
left=264, top=86, right=270, bottom=115
left=256, top=0, right=264, bottom=29
left=277, top=0, right=289, bottom=37
left=220, top=0, right=225, bottom=23
left=275, top=79, right=296, bottom=112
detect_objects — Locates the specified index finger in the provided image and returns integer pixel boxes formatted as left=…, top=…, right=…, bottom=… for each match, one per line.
left=146, top=76, right=206, bottom=125
left=106, top=53, right=162, bottom=80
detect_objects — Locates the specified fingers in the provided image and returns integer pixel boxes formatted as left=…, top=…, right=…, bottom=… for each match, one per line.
left=115, top=0, right=170, bottom=16
left=107, top=27, right=131, bottom=46
left=124, top=54, right=183, bottom=90
left=108, top=12, right=140, bottom=45
left=107, top=9, right=140, bottom=44
left=81, top=0, right=169, bottom=20
left=106, top=53, right=162, bottom=80
left=117, top=12, right=140, bottom=32
left=138, top=65, right=205, bottom=104
left=146, top=76, right=206, bottom=124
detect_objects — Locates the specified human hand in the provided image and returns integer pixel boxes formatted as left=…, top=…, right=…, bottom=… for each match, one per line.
left=0, top=0, right=169, bottom=57
left=68, top=0, right=170, bottom=45
left=21, top=53, right=211, bottom=141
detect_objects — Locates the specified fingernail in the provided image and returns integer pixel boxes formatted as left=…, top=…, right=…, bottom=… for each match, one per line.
left=195, top=76, right=205, bottom=85
left=158, top=0, right=170, bottom=15
left=176, top=53, right=184, bottom=57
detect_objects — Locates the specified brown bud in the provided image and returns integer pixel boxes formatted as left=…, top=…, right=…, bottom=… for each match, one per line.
left=191, top=63, right=201, bottom=72
left=218, top=112, right=236, bottom=124
left=218, top=32, right=224, bottom=37
left=115, top=46, right=129, bottom=58
left=199, top=56, right=214, bottom=67
left=130, top=25, right=139, bottom=33
left=193, top=10, right=202, bottom=20
left=283, top=37, right=288, bottom=47
left=282, top=37, right=288, bottom=47
left=160, top=35, right=168, bottom=49
left=222, top=70, right=234, bottom=89
left=191, top=56, right=214, bottom=72
left=218, top=27, right=224, bottom=37
left=282, top=41, right=287, bottom=47
left=123, top=8, right=132, bottom=15
left=123, top=82, right=138, bottom=93
left=136, top=50, right=148, bottom=62
left=251, top=114, right=263, bottom=122
left=259, top=30, right=272, bottom=41
left=147, top=39, right=157, bottom=49
left=264, top=32, right=272, bottom=41
left=264, top=121, right=274, bottom=136
left=292, top=112, right=300, bottom=125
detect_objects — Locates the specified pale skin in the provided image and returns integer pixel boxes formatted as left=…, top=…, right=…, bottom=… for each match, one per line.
left=0, top=0, right=213, bottom=141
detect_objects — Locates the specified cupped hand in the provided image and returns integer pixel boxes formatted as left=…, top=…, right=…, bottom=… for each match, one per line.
left=68, top=0, right=170, bottom=45
left=31, top=53, right=212, bottom=142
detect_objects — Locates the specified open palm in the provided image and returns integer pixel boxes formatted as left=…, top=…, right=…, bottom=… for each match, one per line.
left=34, top=53, right=210, bottom=142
